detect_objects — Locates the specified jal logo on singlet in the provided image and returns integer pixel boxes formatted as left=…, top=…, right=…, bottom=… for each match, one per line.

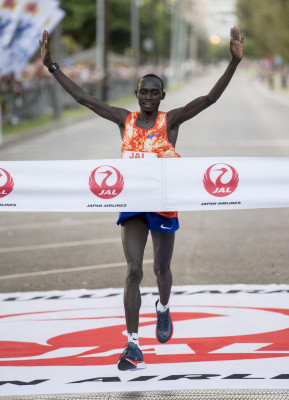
left=122, top=151, right=157, bottom=159
left=89, top=165, right=124, bottom=199
left=203, top=163, right=239, bottom=197
left=0, top=168, right=14, bottom=198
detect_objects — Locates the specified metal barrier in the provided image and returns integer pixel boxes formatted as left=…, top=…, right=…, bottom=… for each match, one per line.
left=0, top=78, right=135, bottom=125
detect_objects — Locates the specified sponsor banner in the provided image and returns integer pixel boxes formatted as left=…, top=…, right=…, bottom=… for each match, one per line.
left=164, top=157, right=289, bottom=211
left=0, top=0, right=27, bottom=47
left=7, top=4, right=65, bottom=76
left=0, top=285, right=289, bottom=396
left=0, top=0, right=64, bottom=76
left=1, top=157, right=289, bottom=212
left=0, top=159, right=162, bottom=211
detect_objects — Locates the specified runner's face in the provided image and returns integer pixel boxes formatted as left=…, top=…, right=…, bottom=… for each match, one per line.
left=136, top=78, right=165, bottom=113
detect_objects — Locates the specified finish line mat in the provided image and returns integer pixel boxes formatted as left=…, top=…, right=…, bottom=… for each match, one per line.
left=1, top=285, right=289, bottom=398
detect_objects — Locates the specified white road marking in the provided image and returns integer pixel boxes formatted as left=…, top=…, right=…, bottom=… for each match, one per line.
left=0, top=238, right=121, bottom=253
left=0, top=217, right=115, bottom=231
left=0, top=259, right=153, bottom=279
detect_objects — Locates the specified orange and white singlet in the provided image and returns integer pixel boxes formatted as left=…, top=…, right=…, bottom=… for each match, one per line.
left=121, top=111, right=180, bottom=218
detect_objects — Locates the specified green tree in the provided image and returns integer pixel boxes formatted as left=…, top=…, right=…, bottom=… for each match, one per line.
left=109, top=0, right=131, bottom=54
left=237, top=0, right=289, bottom=62
left=62, top=0, right=96, bottom=49
left=61, top=0, right=173, bottom=63
left=139, top=0, right=172, bottom=64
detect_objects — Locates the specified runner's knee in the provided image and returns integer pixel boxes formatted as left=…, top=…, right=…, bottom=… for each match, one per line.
left=154, top=262, right=171, bottom=278
left=126, top=263, right=143, bottom=285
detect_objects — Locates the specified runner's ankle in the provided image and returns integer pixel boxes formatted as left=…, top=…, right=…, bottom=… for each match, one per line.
left=128, top=332, right=139, bottom=347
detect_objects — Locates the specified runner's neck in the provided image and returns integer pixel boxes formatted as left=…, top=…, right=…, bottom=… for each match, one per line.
left=136, top=111, right=159, bottom=129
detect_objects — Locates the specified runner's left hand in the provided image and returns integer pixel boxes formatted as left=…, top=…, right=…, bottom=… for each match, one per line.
left=230, top=26, right=244, bottom=62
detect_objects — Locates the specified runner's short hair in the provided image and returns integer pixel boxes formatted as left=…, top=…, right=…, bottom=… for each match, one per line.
left=137, top=74, right=164, bottom=91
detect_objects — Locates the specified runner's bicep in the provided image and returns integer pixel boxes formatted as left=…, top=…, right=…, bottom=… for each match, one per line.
left=168, top=96, right=212, bottom=126
left=78, top=95, right=129, bottom=125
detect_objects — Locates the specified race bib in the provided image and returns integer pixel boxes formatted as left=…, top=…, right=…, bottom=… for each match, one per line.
left=122, top=151, right=157, bottom=159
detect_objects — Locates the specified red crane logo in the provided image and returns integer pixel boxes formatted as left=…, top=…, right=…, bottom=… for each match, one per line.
left=89, top=165, right=124, bottom=199
left=0, top=168, right=14, bottom=198
left=203, top=163, right=239, bottom=197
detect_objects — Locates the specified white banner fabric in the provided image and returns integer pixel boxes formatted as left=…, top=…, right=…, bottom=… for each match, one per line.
left=1, top=157, right=289, bottom=212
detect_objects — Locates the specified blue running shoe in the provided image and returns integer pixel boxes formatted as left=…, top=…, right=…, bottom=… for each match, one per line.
left=118, top=342, right=146, bottom=371
left=155, top=300, right=173, bottom=343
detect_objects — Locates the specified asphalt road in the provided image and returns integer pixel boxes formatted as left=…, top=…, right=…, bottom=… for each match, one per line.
left=1, top=65, right=289, bottom=293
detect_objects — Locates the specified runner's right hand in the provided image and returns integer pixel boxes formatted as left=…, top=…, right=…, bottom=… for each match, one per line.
left=39, top=30, right=53, bottom=68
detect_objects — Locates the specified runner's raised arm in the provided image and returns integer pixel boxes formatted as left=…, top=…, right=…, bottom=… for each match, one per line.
left=167, top=27, right=244, bottom=128
left=39, top=30, right=129, bottom=128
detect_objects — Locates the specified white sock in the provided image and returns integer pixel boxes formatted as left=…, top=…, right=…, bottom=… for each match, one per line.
left=157, top=300, right=169, bottom=313
left=128, top=333, right=139, bottom=347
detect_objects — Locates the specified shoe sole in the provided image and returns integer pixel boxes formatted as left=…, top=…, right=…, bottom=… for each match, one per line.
left=118, top=358, right=146, bottom=371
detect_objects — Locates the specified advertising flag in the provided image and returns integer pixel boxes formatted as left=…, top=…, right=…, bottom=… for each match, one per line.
left=0, top=0, right=27, bottom=73
left=0, top=0, right=65, bottom=76
left=0, top=0, right=26, bottom=46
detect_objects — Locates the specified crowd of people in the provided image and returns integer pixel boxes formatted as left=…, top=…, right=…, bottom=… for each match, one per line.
left=0, top=57, right=167, bottom=126
left=1, top=53, right=288, bottom=128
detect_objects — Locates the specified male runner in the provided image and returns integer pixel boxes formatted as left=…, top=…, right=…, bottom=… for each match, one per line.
left=39, top=27, right=244, bottom=370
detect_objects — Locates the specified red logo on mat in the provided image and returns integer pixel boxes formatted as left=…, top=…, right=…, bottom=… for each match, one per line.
left=0, top=168, right=14, bottom=198
left=89, top=165, right=124, bottom=199
left=1, top=306, right=289, bottom=367
left=203, top=163, right=239, bottom=197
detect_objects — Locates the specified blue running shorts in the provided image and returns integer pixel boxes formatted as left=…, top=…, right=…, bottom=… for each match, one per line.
left=117, top=212, right=179, bottom=233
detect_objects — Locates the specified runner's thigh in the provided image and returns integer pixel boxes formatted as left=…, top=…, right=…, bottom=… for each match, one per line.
left=121, top=214, right=149, bottom=264
left=151, top=230, right=175, bottom=270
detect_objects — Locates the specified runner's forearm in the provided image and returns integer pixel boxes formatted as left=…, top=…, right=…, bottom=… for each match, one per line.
left=207, top=57, right=240, bottom=104
left=47, top=66, right=128, bottom=125
left=50, top=68, right=87, bottom=103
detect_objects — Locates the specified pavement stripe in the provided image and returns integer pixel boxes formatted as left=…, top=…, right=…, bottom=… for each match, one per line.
left=0, top=238, right=121, bottom=253
left=0, top=217, right=115, bottom=231
left=0, top=259, right=154, bottom=279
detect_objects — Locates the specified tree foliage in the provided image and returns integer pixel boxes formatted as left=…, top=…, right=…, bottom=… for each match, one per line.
left=61, top=0, right=172, bottom=62
left=236, top=0, right=289, bottom=62
left=62, top=0, right=97, bottom=49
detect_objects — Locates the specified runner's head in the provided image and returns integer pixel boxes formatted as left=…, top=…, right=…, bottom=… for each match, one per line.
left=135, top=74, right=166, bottom=113
left=137, top=74, right=164, bottom=92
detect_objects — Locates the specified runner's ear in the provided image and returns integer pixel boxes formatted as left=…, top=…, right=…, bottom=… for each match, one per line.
left=162, top=91, right=166, bottom=100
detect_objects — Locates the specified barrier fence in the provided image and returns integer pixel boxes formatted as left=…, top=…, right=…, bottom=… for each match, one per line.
left=0, top=78, right=135, bottom=126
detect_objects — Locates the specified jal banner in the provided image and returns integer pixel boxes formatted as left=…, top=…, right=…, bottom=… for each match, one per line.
left=1, top=157, right=289, bottom=212
left=1, top=285, right=289, bottom=396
